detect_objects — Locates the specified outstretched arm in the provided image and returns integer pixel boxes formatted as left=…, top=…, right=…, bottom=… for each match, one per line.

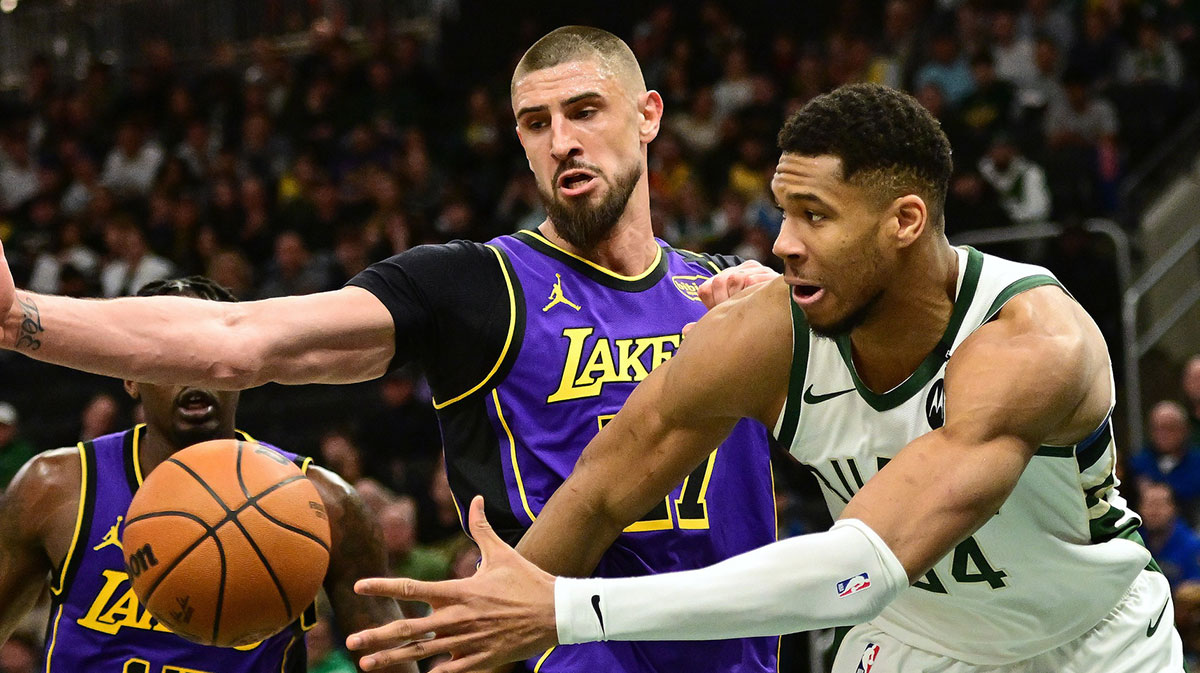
left=307, top=466, right=417, bottom=673
left=0, top=281, right=395, bottom=388
left=341, top=286, right=1113, bottom=672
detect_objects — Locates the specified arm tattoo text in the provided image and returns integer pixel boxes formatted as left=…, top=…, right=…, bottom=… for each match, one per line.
left=15, top=295, right=43, bottom=351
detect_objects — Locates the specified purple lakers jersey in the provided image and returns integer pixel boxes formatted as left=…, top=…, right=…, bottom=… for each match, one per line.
left=445, top=230, right=778, bottom=672
left=41, top=425, right=313, bottom=673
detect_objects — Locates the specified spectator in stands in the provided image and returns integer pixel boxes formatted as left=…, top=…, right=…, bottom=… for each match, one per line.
left=990, top=10, right=1038, bottom=88
left=256, top=230, right=331, bottom=298
left=712, top=47, right=756, bottom=123
left=98, top=216, right=174, bottom=298
left=978, top=133, right=1052, bottom=224
left=943, top=169, right=1013, bottom=235
left=1131, top=401, right=1200, bottom=522
left=0, top=132, right=39, bottom=214
left=914, top=32, right=974, bottom=107
left=1044, top=69, right=1120, bottom=214
left=99, top=120, right=163, bottom=198
left=381, top=495, right=450, bottom=588
left=1119, top=20, right=1185, bottom=90
left=358, top=367, right=440, bottom=494
left=668, top=86, right=721, bottom=156
left=318, top=428, right=365, bottom=484
left=1068, top=8, right=1122, bottom=89
left=958, top=53, right=1017, bottom=167
left=1175, top=581, right=1200, bottom=669
left=1184, top=355, right=1200, bottom=446
left=1017, top=0, right=1075, bottom=52
left=304, top=616, right=357, bottom=673
left=0, top=402, right=35, bottom=490
left=26, top=220, right=99, bottom=296
left=1140, top=481, right=1200, bottom=587
left=79, top=392, right=121, bottom=442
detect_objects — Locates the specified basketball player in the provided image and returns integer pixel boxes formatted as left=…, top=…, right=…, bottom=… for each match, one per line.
left=0, top=27, right=777, bottom=673
left=0, top=277, right=414, bottom=673
left=341, top=84, right=1185, bottom=673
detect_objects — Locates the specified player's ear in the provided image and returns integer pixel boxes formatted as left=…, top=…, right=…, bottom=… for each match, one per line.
left=124, top=380, right=140, bottom=400
left=891, top=194, right=927, bottom=248
left=639, top=90, right=664, bottom=143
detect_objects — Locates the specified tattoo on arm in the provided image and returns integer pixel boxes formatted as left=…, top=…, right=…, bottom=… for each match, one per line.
left=15, top=295, right=43, bottom=351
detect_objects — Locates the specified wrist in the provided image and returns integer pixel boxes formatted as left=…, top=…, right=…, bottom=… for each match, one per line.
left=554, top=577, right=607, bottom=644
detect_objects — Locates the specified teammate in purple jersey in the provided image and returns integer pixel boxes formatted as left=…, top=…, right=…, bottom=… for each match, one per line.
left=0, top=27, right=777, bottom=673
left=0, top=277, right=414, bottom=673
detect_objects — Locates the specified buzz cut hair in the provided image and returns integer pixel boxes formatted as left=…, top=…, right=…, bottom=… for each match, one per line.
left=136, top=276, right=237, bottom=302
left=511, top=26, right=646, bottom=97
left=777, top=83, right=953, bottom=231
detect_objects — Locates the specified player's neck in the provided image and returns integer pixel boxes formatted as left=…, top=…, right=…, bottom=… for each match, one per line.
left=847, top=240, right=960, bottom=393
left=138, top=425, right=237, bottom=476
left=540, top=183, right=659, bottom=276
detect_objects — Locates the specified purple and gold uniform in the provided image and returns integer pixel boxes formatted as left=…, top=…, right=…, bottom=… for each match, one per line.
left=351, top=230, right=778, bottom=672
left=41, top=425, right=313, bottom=673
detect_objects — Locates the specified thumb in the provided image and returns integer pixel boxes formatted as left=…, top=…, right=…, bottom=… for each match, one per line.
left=467, top=495, right=510, bottom=564
left=0, top=236, right=13, bottom=318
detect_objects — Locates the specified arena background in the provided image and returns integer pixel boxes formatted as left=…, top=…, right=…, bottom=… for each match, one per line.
left=1, top=0, right=1198, bottom=671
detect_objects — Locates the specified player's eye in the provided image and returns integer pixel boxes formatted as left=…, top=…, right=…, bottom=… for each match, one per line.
left=526, top=119, right=548, bottom=130
left=806, top=210, right=825, bottom=223
left=574, top=108, right=597, bottom=120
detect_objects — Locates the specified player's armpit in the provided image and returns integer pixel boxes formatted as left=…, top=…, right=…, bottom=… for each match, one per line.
left=516, top=280, right=793, bottom=577
left=0, top=286, right=395, bottom=389
left=841, top=286, right=1111, bottom=582
left=306, top=466, right=417, bottom=673
left=0, top=449, right=79, bottom=644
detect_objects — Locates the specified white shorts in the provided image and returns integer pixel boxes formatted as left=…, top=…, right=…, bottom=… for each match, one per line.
left=831, top=569, right=1184, bottom=673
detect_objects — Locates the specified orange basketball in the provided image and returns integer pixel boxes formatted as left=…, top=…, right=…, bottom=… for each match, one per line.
left=122, top=439, right=331, bottom=647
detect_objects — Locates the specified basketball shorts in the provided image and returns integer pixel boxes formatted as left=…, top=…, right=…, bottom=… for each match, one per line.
left=831, top=569, right=1184, bottom=673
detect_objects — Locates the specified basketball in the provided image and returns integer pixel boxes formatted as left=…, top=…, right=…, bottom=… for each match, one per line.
left=121, top=439, right=331, bottom=648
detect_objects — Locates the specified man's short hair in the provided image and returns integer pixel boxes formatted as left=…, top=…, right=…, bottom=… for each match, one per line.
left=511, top=26, right=645, bottom=96
left=137, top=276, right=237, bottom=302
left=777, top=83, right=953, bottom=230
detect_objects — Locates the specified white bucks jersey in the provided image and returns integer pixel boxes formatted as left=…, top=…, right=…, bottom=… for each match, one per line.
left=773, top=247, right=1151, bottom=665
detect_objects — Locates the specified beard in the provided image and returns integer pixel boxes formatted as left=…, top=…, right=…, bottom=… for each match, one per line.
left=539, top=161, right=643, bottom=251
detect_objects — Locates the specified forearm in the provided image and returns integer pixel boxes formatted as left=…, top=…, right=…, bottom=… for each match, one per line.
left=554, top=519, right=908, bottom=643
left=3, top=291, right=261, bottom=387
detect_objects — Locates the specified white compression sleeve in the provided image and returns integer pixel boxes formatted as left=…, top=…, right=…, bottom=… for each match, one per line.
left=555, top=518, right=908, bottom=644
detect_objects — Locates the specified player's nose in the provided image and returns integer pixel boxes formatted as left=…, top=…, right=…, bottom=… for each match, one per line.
left=549, top=115, right=583, bottom=162
left=772, top=221, right=808, bottom=262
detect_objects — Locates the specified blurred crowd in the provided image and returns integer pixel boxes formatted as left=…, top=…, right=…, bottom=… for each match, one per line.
left=1, top=0, right=1199, bottom=671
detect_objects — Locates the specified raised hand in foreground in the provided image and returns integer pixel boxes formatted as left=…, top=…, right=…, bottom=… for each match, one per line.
left=347, top=497, right=558, bottom=672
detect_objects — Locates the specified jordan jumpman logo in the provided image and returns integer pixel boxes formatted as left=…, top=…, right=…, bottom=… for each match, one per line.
left=543, top=274, right=582, bottom=312
left=93, top=515, right=124, bottom=551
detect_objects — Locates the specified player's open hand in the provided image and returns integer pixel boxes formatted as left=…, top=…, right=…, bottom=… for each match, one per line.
left=697, top=259, right=778, bottom=310
left=0, top=237, right=13, bottom=345
left=347, top=496, right=558, bottom=673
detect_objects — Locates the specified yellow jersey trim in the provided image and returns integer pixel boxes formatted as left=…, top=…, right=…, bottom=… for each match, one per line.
left=132, top=423, right=147, bottom=486
left=433, top=245, right=517, bottom=409
left=298, top=456, right=313, bottom=475
left=493, top=390, right=537, bottom=522
left=676, top=448, right=718, bottom=530
left=533, top=646, right=556, bottom=672
left=517, top=229, right=663, bottom=282
left=279, top=636, right=296, bottom=673
left=44, top=604, right=65, bottom=672
left=52, top=443, right=88, bottom=596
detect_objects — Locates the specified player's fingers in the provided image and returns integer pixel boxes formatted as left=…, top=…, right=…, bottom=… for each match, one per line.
left=681, top=320, right=698, bottom=337
left=429, top=651, right=495, bottom=673
left=346, top=614, right=436, bottom=652
left=359, top=628, right=491, bottom=671
left=467, top=495, right=510, bottom=560
left=354, top=576, right=464, bottom=606
left=697, top=277, right=715, bottom=308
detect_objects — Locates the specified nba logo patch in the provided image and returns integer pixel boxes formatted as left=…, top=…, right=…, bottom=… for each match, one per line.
left=837, top=572, right=871, bottom=597
left=856, top=643, right=880, bottom=673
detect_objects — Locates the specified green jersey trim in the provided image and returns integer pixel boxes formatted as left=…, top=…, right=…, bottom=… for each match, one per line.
left=982, top=275, right=1066, bottom=322
left=776, top=300, right=811, bottom=447
left=834, top=246, right=984, bottom=412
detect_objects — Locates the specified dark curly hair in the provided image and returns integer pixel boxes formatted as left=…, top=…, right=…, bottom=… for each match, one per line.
left=777, top=83, right=953, bottom=230
left=136, top=276, right=237, bottom=302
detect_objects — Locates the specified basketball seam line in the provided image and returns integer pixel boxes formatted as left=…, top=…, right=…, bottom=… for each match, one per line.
left=131, top=510, right=218, bottom=612
left=251, top=502, right=331, bottom=552
left=165, top=454, right=304, bottom=623
left=234, top=443, right=294, bottom=620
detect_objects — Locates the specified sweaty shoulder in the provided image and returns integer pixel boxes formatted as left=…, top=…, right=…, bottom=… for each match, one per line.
left=0, top=447, right=83, bottom=549
left=947, top=284, right=1110, bottom=446
left=665, top=277, right=793, bottom=425
left=346, top=240, right=514, bottom=400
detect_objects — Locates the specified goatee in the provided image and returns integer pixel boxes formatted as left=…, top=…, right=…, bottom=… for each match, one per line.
left=541, top=163, right=642, bottom=251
